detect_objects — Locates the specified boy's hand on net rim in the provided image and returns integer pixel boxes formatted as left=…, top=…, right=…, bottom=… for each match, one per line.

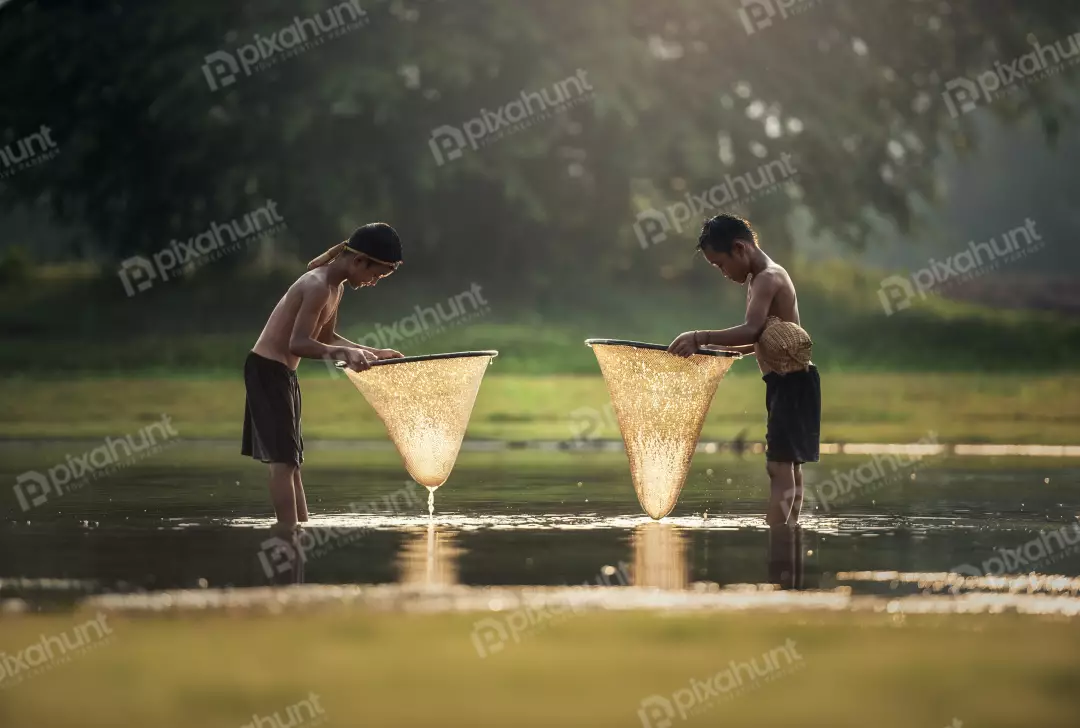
left=341, top=347, right=376, bottom=371
left=374, top=348, right=404, bottom=360
left=667, top=331, right=699, bottom=358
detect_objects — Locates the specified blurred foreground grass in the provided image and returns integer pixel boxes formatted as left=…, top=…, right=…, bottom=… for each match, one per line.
left=0, top=371, right=1078, bottom=443
left=0, top=610, right=1077, bottom=727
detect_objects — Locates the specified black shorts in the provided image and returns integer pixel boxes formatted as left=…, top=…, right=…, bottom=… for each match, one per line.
left=241, top=352, right=304, bottom=467
left=763, top=365, right=820, bottom=464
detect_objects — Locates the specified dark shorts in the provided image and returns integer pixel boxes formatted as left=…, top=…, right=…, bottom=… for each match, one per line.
left=763, top=365, right=820, bottom=464
left=241, top=352, right=303, bottom=467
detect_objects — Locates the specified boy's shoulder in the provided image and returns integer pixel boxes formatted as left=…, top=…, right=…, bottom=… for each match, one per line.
left=753, top=264, right=794, bottom=290
left=291, top=268, right=335, bottom=297
left=764, top=259, right=791, bottom=277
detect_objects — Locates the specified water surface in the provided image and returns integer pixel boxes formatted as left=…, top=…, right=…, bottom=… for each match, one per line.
left=2, top=444, right=1077, bottom=607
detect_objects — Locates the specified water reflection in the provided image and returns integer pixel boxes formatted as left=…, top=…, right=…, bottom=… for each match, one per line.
left=1, top=518, right=1076, bottom=604
left=767, top=525, right=804, bottom=590
left=632, top=523, right=688, bottom=589
left=397, top=524, right=463, bottom=588
left=270, top=528, right=306, bottom=586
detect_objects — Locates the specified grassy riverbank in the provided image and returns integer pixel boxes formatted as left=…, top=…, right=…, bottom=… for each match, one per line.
left=1, top=371, right=1077, bottom=443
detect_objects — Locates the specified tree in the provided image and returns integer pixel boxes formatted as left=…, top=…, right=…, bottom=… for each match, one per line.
left=1, top=0, right=1077, bottom=291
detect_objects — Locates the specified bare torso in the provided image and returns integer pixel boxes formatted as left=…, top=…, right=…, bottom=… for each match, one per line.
left=749, top=264, right=801, bottom=375
left=251, top=270, right=344, bottom=370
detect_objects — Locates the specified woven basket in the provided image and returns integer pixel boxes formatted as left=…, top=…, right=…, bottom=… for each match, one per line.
left=756, top=317, right=812, bottom=374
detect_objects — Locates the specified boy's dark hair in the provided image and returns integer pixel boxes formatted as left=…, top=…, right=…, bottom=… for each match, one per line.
left=348, top=222, right=403, bottom=265
left=697, top=214, right=758, bottom=254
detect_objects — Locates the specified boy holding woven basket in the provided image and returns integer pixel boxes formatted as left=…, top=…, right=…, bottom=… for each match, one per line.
left=668, top=214, right=820, bottom=526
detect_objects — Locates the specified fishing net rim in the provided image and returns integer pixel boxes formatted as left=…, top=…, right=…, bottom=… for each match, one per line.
left=338, top=350, right=499, bottom=368
left=584, top=339, right=742, bottom=358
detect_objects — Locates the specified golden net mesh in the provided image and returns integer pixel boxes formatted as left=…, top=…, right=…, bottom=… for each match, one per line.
left=589, top=342, right=737, bottom=519
left=343, top=353, right=495, bottom=488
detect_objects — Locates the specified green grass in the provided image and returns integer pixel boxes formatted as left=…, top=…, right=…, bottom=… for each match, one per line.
left=0, top=371, right=1078, bottom=443
left=0, top=610, right=1077, bottom=727
left=0, top=259, right=1078, bottom=374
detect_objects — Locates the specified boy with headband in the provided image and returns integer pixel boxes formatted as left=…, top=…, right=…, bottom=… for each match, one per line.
left=242, top=223, right=404, bottom=529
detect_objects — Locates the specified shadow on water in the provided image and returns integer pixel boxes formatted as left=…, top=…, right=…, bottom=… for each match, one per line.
left=1, top=445, right=1078, bottom=608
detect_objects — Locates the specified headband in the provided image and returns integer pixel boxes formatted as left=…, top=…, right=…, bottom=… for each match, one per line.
left=306, top=241, right=401, bottom=271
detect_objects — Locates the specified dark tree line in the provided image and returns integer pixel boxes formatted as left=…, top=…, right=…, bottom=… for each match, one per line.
left=1, top=0, right=1077, bottom=291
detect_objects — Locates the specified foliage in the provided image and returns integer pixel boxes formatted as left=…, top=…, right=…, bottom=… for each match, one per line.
left=2, top=0, right=1078, bottom=287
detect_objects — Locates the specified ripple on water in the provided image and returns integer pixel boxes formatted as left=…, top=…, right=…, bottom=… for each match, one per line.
left=71, top=582, right=1080, bottom=617
left=159, top=512, right=1020, bottom=534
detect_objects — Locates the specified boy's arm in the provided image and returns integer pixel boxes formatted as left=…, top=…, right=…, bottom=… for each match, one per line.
left=316, top=310, right=403, bottom=359
left=668, top=274, right=779, bottom=357
left=290, top=286, right=373, bottom=370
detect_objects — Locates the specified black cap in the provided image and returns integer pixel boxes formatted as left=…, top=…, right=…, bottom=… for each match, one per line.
left=346, top=223, right=402, bottom=266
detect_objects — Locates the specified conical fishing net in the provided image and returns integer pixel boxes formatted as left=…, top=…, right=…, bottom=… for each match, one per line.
left=588, top=341, right=737, bottom=519
left=343, top=352, right=496, bottom=488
